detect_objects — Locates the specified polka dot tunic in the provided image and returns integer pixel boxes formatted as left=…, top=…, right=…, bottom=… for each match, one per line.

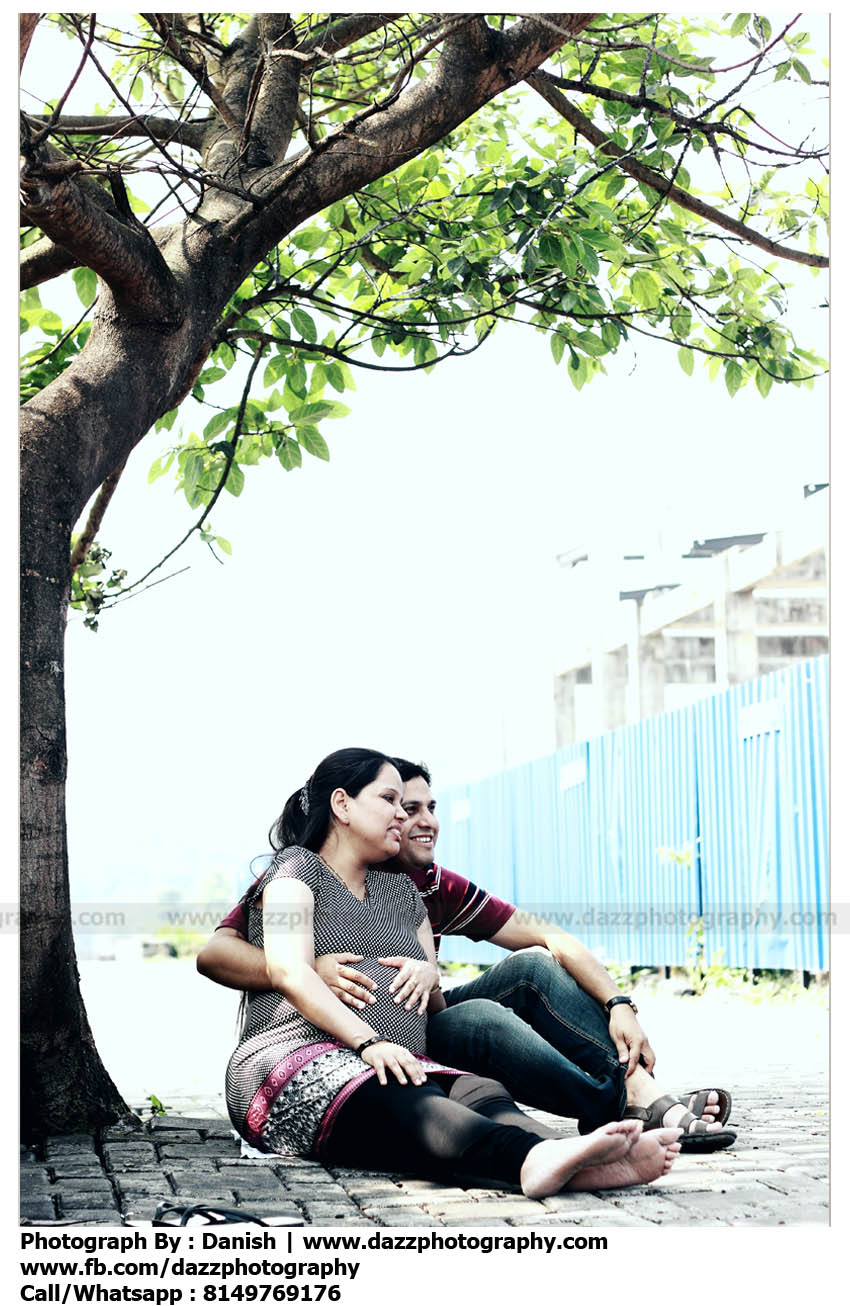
left=225, top=845, right=463, bottom=1156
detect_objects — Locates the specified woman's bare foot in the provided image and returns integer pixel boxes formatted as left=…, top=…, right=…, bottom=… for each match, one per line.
left=565, top=1128, right=682, bottom=1192
left=520, top=1120, right=642, bottom=1200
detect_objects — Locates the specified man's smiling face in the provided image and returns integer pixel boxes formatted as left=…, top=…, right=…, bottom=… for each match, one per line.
left=397, top=775, right=440, bottom=871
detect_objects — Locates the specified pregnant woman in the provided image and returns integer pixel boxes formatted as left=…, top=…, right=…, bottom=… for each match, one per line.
left=226, top=748, right=681, bottom=1197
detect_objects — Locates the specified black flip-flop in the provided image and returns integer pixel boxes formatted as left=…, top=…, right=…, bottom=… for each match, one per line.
left=153, top=1202, right=302, bottom=1226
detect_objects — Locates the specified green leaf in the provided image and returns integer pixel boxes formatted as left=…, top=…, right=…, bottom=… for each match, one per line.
left=215, top=536, right=232, bottom=556
left=677, top=346, right=694, bottom=376
left=297, top=426, right=330, bottom=460
left=276, top=438, right=302, bottom=471
left=155, top=408, right=178, bottom=433
left=729, top=13, right=750, bottom=38
left=630, top=270, right=660, bottom=310
left=724, top=361, right=743, bottom=397
left=204, top=409, right=235, bottom=439
left=755, top=368, right=773, bottom=398
left=550, top=332, right=566, bottom=365
left=575, top=330, right=608, bottom=357
left=182, top=452, right=204, bottom=505
left=72, top=266, right=97, bottom=307
left=147, top=453, right=174, bottom=484
left=291, top=308, right=317, bottom=343
left=792, top=59, right=812, bottom=85
left=264, top=354, right=287, bottom=387
left=289, top=400, right=350, bottom=424
left=326, top=362, right=346, bottom=392
left=224, top=462, right=245, bottom=497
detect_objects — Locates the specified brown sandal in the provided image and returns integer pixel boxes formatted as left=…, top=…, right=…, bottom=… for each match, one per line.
left=624, top=1093, right=737, bottom=1152
left=677, top=1088, right=732, bottom=1125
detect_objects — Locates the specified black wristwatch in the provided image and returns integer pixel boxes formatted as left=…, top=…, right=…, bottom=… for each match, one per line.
left=605, top=995, right=638, bottom=1017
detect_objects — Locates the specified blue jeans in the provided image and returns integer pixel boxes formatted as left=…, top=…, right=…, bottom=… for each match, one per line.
left=426, top=948, right=625, bottom=1130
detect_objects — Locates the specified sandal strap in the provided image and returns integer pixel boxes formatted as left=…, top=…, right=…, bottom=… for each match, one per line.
left=623, top=1094, right=681, bottom=1128
left=679, top=1088, right=732, bottom=1124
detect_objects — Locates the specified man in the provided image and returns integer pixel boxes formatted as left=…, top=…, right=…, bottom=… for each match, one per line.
left=197, top=759, right=734, bottom=1148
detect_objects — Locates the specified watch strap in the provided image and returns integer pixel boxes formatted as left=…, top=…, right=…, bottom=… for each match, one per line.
left=605, top=995, right=638, bottom=1015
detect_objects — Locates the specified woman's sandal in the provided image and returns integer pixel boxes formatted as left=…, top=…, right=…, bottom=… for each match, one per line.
left=152, top=1202, right=302, bottom=1226
left=623, top=1093, right=737, bottom=1152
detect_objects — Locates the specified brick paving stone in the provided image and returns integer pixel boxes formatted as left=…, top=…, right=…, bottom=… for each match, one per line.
left=51, top=1161, right=110, bottom=1178
left=115, top=1179, right=175, bottom=1201
left=441, top=1217, right=512, bottom=1227
left=53, top=1173, right=113, bottom=1191
left=225, top=1175, right=290, bottom=1197
left=360, top=1193, right=442, bottom=1211
left=150, top=1116, right=220, bottom=1133
left=20, top=1169, right=53, bottom=1191
left=58, top=1210, right=122, bottom=1225
left=371, top=1210, right=443, bottom=1227
left=103, top=1143, right=158, bottom=1168
left=231, top=1200, right=304, bottom=1220
left=450, top=1200, right=543, bottom=1221
left=606, top=1194, right=686, bottom=1223
left=170, top=1180, right=238, bottom=1201
left=20, top=1197, right=58, bottom=1222
left=59, top=1193, right=119, bottom=1213
left=45, top=1134, right=99, bottom=1154
left=164, top=1160, right=221, bottom=1175
left=300, top=1203, right=368, bottom=1223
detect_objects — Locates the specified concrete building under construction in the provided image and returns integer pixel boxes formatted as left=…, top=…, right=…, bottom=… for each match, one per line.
left=553, top=484, right=828, bottom=745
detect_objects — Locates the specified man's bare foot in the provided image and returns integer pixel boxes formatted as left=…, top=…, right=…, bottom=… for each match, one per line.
left=520, top=1120, right=642, bottom=1200
left=565, top=1128, right=682, bottom=1192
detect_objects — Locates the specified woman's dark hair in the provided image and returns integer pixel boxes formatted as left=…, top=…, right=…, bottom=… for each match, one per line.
left=270, top=747, right=398, bottom=853
left=392, top=757, right=432, bottom=786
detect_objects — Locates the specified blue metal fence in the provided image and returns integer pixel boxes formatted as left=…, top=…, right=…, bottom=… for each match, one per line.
left=435, top=656, right=828, bottom=971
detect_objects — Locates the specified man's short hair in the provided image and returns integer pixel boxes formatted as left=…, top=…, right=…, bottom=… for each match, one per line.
left=392, top=757, right=432, bottom=786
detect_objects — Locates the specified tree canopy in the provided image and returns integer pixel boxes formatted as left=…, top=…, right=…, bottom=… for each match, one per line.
left=22, top=11, right=828, bottom=619
left=19, top=12, right=828, bottom=1135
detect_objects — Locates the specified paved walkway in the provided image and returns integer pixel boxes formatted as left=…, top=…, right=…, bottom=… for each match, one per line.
left=21, top=1066, right=828, bottom=1228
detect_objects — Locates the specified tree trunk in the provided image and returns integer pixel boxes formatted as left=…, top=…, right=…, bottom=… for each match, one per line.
left=19, top=304, right=215, bottom=1139
left=20, top=421, right=131, bottom=1136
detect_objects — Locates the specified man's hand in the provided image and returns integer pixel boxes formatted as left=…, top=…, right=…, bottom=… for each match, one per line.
left=608, top=1005, right=656, bottom=1076
left=378, top=957, right=440, bottom=1015
left=314, top=954, right=377, bottom=1009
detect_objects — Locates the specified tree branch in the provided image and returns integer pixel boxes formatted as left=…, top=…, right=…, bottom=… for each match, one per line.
left=20, top=14, right=40, bottom=72
left=20, top=235, right=79, bottom=288
left=108, top=348, right=265, bottom=601
left=20, top=129, right=184, bottom=326
left=298, top=13, right=406, bottom=58
left=142, top=13, right=242, bottom=133
left=70, top=458, right=128, bottom=574
left=242, top=15, right=301, bottom=167
left=228, top=14, right=596, bottom=252
left=525, top=72, right=828, bottom=270
left=542, top=73, right=825, bottom=163
left=28, top=113, right=210, bottom=151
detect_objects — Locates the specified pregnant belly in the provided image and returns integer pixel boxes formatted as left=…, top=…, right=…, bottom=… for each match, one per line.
left=330, top=957, right=428, bottom=1055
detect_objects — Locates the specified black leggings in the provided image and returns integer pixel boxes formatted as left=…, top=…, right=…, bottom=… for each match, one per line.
left=326, top=1074, right=559, bottom=1186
